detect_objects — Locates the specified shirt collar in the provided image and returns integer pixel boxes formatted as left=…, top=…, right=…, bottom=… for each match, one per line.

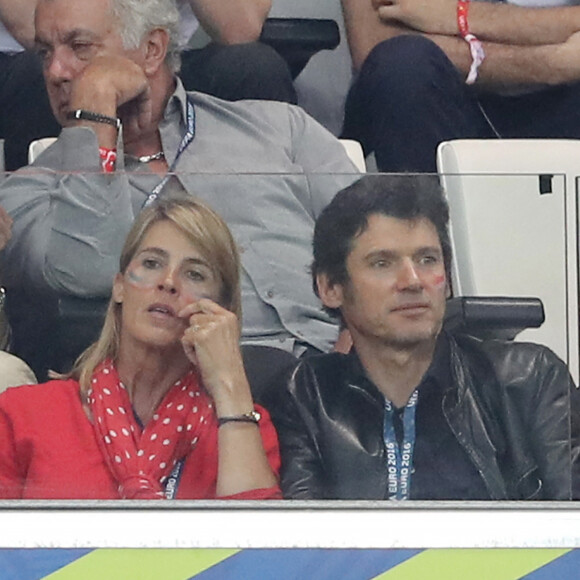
left=164, top=77, right=189, bottom=126
left=347, top=331, right=452, bottom=398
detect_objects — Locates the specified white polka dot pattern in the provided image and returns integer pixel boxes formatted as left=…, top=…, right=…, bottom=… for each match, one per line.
left=88, top=360, right=215, bottom=500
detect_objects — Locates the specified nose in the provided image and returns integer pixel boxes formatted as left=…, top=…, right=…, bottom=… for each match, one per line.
left=396, top=259, right=422, bottom=290
left=44, top=47, right=78, bottom=83
left=157, top=267, right=178, bottom=294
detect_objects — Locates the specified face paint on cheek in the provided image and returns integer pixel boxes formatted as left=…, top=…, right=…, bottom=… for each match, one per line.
left=429, top=273, right=447, bottom=290
left=126, top=263, right=161, bottom=289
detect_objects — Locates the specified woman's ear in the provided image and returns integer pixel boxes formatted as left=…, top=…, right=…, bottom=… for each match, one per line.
left=316, top=273, right=344, bottom=310
left=112, top=273, right=125, bottom=305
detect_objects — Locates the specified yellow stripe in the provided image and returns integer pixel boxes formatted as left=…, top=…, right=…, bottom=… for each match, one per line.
left=45, top=548, right=240, bottom=580
left=372, top=549, right=571, bottom=580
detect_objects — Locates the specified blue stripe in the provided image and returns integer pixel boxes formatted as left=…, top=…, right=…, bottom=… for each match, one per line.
left=0, top=549, right=93, bottom=580
left=520, top=549, right=580, bottom=580
left=192, top=548, right=422, bottom=580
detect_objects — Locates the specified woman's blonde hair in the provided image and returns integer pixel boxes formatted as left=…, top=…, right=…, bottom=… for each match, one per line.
left=69, top=197, right=241, bottom=392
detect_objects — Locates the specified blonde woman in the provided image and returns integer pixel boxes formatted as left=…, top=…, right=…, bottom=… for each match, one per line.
left=0, top=198, right=280, bottom=499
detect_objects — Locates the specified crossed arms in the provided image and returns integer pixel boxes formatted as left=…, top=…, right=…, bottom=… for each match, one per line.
left=341, top=0, right=580, bottom=88
left=0, top=0, right=271, bottom=50
left=188, top=0, right=271, bottom=44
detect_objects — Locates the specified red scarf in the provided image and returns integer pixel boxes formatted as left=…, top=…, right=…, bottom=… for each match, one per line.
left=88, top=360, right=216, bottom=499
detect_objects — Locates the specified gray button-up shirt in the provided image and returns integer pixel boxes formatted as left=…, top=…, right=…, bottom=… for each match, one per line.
left=0, top=80, right=359, bottom=353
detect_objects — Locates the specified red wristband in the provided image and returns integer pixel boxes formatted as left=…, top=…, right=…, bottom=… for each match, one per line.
left=99, top=147, right=117, bottom=173
left=456, top=0, right=485, bottom=85
left=457, top=0, right=470, bottom=37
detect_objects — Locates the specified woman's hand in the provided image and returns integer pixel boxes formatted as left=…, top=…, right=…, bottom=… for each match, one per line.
left=179, top=299, right=253, bottom=416
left=179, top=299, right=278, bottom=497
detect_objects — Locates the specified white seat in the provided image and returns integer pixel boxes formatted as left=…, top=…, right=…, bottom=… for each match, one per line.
left=437, top=139, right=580, bottom=382
left=339, top=139, right=365, bottom=172
left=28, top=137, right=57, bottom=164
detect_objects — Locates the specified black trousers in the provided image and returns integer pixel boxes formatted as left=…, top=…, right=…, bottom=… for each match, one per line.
left=0, top=51, right=59, bottom=171
left=180, top=41, right=297, bottom=104
left=343, top=35, right=580, bottom=173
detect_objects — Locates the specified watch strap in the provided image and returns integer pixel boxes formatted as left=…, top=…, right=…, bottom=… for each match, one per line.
left=66, top=109, right=121, bottom=130
left=218, top=410, right=261, bottom=427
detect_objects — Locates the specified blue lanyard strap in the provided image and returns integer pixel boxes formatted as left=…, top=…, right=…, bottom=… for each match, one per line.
left=164, top=458, right=185, bottom=499
left=383, top=389, right=418, bottom=500
left=142, top=96, right=196, bottom=209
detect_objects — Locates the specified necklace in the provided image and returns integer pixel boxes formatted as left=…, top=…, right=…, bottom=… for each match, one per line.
left=138, top=151, right=165, bottom=163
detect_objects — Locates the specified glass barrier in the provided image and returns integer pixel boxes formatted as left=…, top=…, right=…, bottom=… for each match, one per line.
left=0, top=171, right=578, bottom=555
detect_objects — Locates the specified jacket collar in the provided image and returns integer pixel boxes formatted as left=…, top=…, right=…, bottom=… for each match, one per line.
left=345, top=331, right=452, bottom=404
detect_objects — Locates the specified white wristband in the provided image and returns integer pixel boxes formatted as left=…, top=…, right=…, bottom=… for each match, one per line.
left=464, top=33, right=485, bottom=85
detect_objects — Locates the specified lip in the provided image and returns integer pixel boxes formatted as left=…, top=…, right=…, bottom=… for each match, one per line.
left=391, top=303, right=430, bottom=314
left=147, top=303, right=177, bottom=317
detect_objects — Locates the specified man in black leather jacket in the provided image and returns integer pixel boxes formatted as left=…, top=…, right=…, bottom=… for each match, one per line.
left=268, top=174, right=580, bottom=500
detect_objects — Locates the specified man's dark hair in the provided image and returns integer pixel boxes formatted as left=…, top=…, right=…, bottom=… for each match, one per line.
left=312, top=174, right=452, bottom=306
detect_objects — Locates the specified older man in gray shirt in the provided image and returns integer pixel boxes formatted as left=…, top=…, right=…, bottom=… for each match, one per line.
left=0, top=0, right=358, bottom=378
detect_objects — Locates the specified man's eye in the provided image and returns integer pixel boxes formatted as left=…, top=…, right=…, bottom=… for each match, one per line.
left=371, top=259, right=389, bottom=268
left=420, top=255, right=439, bottom=265
left=71, top=42, right=94, bottom=58
left=35, top=47, right=51, bottom=62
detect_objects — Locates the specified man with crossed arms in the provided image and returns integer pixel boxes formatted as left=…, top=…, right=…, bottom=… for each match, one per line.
left=341, top=0, right=580, bottom=172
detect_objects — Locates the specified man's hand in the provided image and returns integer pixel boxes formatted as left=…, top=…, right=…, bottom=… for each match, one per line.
left=374, top=0, right=458, bottom=36
left=0, top=206, right=12, bottom=252
left=68, top=55, right=152, bottom=148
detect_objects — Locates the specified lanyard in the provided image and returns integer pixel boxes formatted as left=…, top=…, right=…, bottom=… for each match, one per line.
left=142, top=97, right=196, bottom=209
left=164, top=458, right=185, bottom=500
left=133, top=409, right=185, bottom=500
left=383, top=389, right=418, bottom=500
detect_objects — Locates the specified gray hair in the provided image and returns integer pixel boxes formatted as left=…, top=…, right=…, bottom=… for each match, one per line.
left=110, top=0, right=181, bottom=72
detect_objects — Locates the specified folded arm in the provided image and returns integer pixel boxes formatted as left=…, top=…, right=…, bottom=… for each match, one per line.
left=187, top=0, right=271, bottom=44
left=0, top=0, right=38, bottom=49
left=0, top=128, right=134, bottom=295
left=342, top=0, right=580, bottom=88
left=524, top=348, right=580, bottom=500
left=267, top=364, right=327, bottom=499
left=374, top=0, right=580, bottom=45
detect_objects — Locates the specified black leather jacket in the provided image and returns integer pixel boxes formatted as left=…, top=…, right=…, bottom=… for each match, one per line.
left=269, top=332, right=580, bottom=500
